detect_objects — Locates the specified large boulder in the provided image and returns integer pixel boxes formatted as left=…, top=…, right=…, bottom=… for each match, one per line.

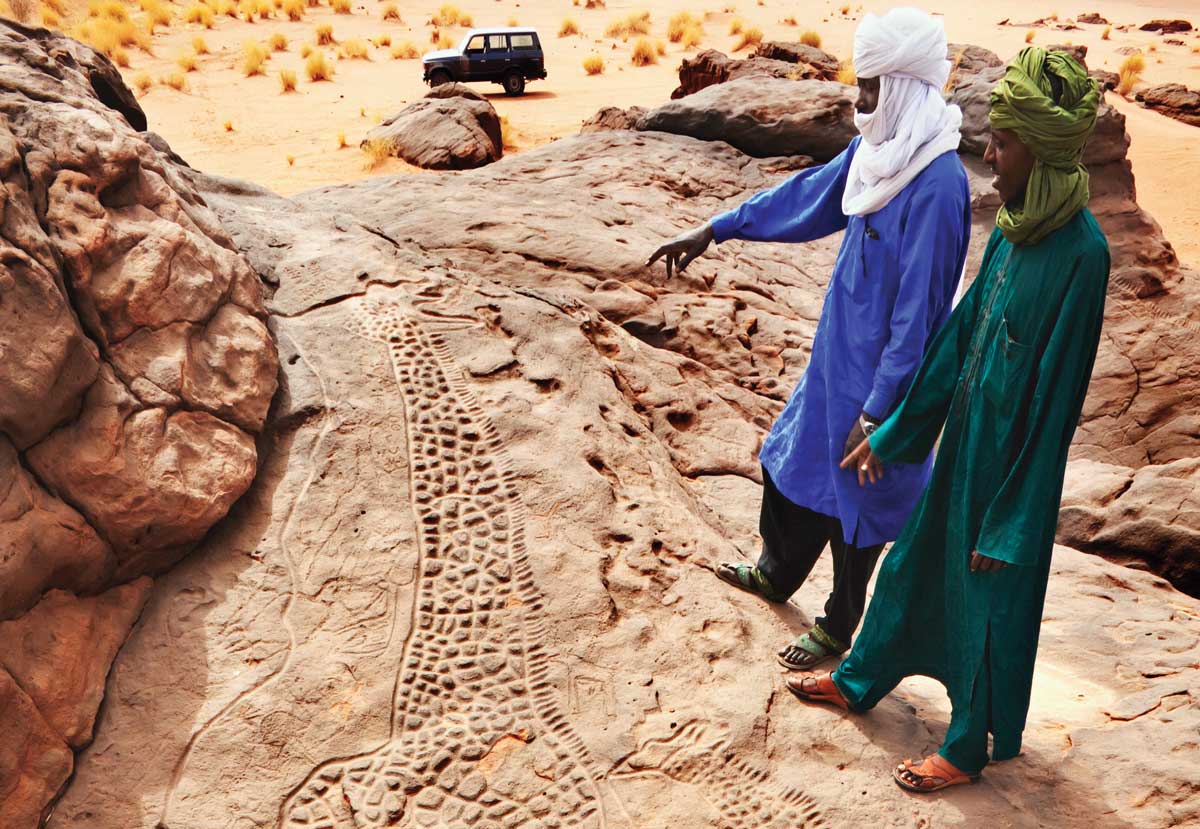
left=752, top=40, right=841, bottom=78
left=0, top=19, right=278, bottom=827
left=1139, top=19, right=1193, bottom=33
left=1136, top=83, right=1200, bottom=127
left=672, top=47, right=838, bottom=99
left=638, top=77, right=857, bottom=161
left=363, top=88, right=503, bottom=170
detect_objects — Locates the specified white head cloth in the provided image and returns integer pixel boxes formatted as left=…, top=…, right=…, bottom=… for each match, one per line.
left=841, top=7, right=963, bottom=217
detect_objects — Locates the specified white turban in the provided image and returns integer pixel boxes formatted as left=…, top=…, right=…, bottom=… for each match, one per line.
left=852, top=7, right=952, bottom=88
left=841, top=7, right=963, bottom=217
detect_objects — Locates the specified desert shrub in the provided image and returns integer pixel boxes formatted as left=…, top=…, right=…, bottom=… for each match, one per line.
left=184, top=4, right=214, bottom=26
left=243, top=41, right=269, bottom=75
left=316, top=22, right=334, bottom=44
left=337, top=130, right=347, bottom=148
left=1116, top=53, right=1144, bottom=95
left=836, top=60, right=855, bottom=85
left=163, top=71, right=188, bottom=90
left=733, top=26, right=762, bottom=51
left=192, top=35, right=209, bottom=53
left=343, top=38, right=369, bottom=58
left=177, top=51, right=198, bottom=71
left=728, top=17, right=742, bottom=34
left=1025, top=30, right=1035, bottom=43
left=667, top=11, right=698, bottom=41
left=391, top=40, right=419, bottom=58
left=224, top=119, right=234, bottom=131
left=430, top=3, right=460, bottom=26
left=270, top=32, right=288, bottom=50
left=362, top=137, right=391, bottom=169
left=306, top=49, right=334, bottom=80
left=283, top=0, right=304, bottom=20
left=133, top=71, right=153, bottom=93
left=111, top=47, right=130, bottom=66
left=1101, top=25, right=1110, bottom=40
left=800, top=30, right=821, bottom=47
left=279, top=68, right=297, bottom=91
left=605, top=11, right=650, bottom=38
left=382, top=2, right=399, bottom=20
left=631, top=36, right=656, bottom=65
left=559, top=18, right=579, bottom=37
left=373, top=34, right=391, bottom=47
left=583, top=53, right=604, bottom=74
left=331, top=0, right=350, bottom=13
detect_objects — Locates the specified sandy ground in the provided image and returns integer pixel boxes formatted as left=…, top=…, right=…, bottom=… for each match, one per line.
left=29, top=0, right=1200, bottom=258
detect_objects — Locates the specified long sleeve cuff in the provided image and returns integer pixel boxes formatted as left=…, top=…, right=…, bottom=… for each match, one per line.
left=861, top=388, right=894, bottom=424
left=709, top=212, right=738, bottom=244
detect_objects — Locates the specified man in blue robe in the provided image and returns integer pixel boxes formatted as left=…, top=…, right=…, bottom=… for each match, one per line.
left=648, top=8, right=972, bottom=669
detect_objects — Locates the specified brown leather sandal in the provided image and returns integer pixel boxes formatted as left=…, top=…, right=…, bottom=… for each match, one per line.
left=893, top=753, right=980, bottom=793
left=784, top=671, right=850, bottom=711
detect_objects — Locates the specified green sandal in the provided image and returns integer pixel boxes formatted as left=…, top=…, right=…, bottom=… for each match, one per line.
left=715, top=562, right=788, bottom=603
left=776, top=626, right=845, bottom=671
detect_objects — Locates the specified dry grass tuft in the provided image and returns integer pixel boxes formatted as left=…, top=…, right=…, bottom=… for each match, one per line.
left=1025, top=30, right=1035, bottom=43
left=839, top=3, right=849, bottom=14
left=300, top=43, right=313, bottom=57
left=192, top=35, right=209, bottom=54
left=605, top=11, right=650, bottom=39
left=316, top=22, right=335, bottom=44
left=436, top=32, right=454, bottom=49
left=362, top=137, right=392, bottom=170
left=382, top=2, right=399, bottom=20
left=224, top=119, right=234, bottom=131
left=728, top=17, right=743, bottom=35
left=631, top=36, right=657, bottom=65
left=184, top=3, right=214, bottom=26
left=283, top=0, right=304, bottom=20
left=343, top=38, right=369, bottom=58
left=430, top=3, right=461, bottom=26
left=583, top=53, right=604, bottom=74
left=1101, top=25, right=1110, bottom=40
left=1116, top=53, right=1144, bottom=95
left=331, top=0, right=350, bottom=13
left=391, top=40, right=419, bottom=59
left=243, top=41, right=269, bottom=75
left=279, top=68, right=297, bottom=91
left=800, top=29, right=821, bottom=47
left=668, top=11, right=699, bottom=41
left=559, top=18, right=580, bottom=37
left=176, top=51, right=198, bottom=71
left=783, top=15, right=797, bottom=25
left=111, top=47, right=130, bottom=66
left=306, top=49, right=334, bottom=80
left=163, top=71, right=188, bottom=90
left=287, top=154, right=295, bottom=165
left=337, top=130, right=348, bottom=149
left=373, top=34, right=391, bottom=47
left=142, top=0, right=171, bottom=27
left=506, top=16, right=518, bottom=26
left=41, top=7, right=63, bottom=28
left=1147, top=42, right=1157, bottom=52
left=733, top=26, right=762, bottom=51
left=270, top=32, right=288, bottom=51
left=133, top=71, right=153, bottom=93
left=681, top=24, right=703, bottom=48
left=836, top=60, right=855, bottom=85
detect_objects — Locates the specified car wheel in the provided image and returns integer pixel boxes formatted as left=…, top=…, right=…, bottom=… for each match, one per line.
left=503, top=71, right=525, bottom=96
left=430, top=69, right=452, bottom=86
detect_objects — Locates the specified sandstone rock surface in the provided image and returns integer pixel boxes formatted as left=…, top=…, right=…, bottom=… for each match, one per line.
left=0, top=20, right=278, bottom=827
left=1136, top=82, right=1200, bottom=127
left=5, top=27, right=1198, bottom=829
left=364, top=88, right=503, bottom=170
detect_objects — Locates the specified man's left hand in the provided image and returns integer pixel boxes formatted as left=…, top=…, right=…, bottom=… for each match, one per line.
left=969, top=551, right=1008, bottom=572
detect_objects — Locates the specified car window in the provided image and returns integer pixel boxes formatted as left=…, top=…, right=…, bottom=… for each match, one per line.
left=466, top=36, right=485, bottom=52
left=487, top=34, right=508, bottom=51
left=510, top=34, right=535, bottom=50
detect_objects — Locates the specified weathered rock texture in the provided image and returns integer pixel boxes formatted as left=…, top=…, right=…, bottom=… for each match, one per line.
left=1136, top=82, right=1200, bottom=127
left=1139, top=19, right=1193, bottom=34
left=7, top=26, right=1199, bottom=829
left=641, top=77, right=857, bottom=161
left=0, top=19, right=277, bottom=826
left=671, top=45, right=840, bottom=99
left=364, top=85, right=503, bottom=170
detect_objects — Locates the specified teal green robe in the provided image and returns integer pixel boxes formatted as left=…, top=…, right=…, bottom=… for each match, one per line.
left=831, top=209, right=1110, bottom=774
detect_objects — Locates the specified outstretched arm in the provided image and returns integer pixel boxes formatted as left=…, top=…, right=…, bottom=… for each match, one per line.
left=709, top=139, right=858, bottom=245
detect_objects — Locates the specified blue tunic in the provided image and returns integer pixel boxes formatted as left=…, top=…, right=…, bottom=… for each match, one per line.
left=709, top=138, right=971, bottom=547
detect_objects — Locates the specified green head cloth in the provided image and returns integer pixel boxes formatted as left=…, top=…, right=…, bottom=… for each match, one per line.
left=988, top=47, right=1100, bottom=245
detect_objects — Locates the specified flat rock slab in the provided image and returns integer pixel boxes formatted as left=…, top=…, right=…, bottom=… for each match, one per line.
left=1136, top=82, right=1200, bottom=127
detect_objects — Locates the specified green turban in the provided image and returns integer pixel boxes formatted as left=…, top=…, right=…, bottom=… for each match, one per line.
left=988, top=47, right=1100, bottom=246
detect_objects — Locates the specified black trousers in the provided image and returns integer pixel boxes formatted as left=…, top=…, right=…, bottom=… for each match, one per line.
left=756, top=467, right=885, bottom=650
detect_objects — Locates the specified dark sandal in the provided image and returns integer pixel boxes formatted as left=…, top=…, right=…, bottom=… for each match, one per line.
left=893, top=754, right=980, bottom=793
left=785, top=672, right=850, bottom=711
left=777, top=627, right=844, bottom=671
left=715, top=562, right=787, bottom=603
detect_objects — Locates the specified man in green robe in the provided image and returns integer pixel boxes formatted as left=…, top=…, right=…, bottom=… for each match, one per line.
left=785, top=46, right=1110, bottom=793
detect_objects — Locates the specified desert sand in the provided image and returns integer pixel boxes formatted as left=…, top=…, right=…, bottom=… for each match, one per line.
left=70, top=0, right=1200, bottom=259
